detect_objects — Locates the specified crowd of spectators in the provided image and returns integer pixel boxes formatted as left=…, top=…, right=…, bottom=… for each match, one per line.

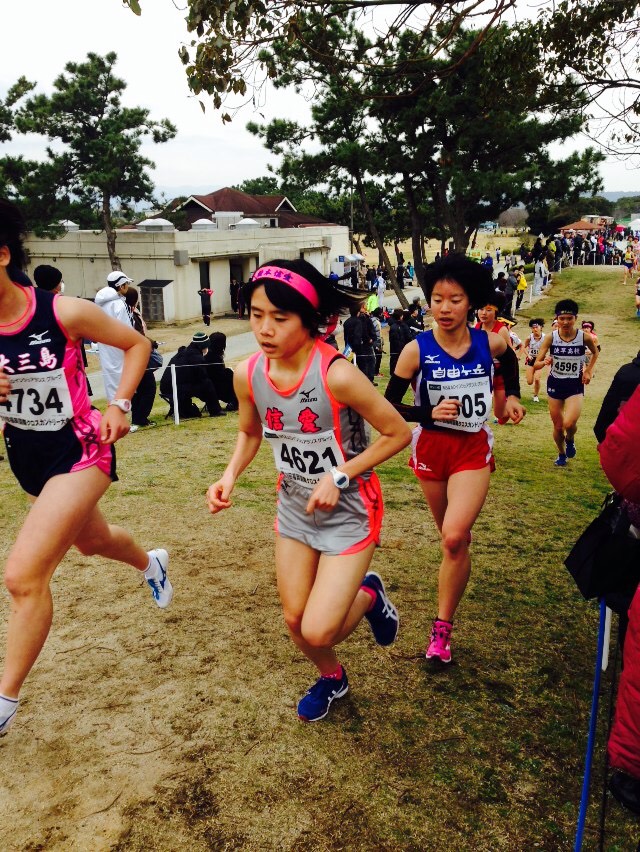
left=515, top=231, right=640, bottom=270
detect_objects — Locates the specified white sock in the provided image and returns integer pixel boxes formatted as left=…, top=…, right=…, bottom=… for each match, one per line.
left=143, top=553, right=160, bottom=579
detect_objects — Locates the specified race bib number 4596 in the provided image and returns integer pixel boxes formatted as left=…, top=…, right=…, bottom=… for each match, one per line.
left=0, top=370, right=72, bottom=431
left=263, top=427, right=343, bottom=486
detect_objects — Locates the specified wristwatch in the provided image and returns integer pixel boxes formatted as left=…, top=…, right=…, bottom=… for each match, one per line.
left=109, top=398, right=132, bottom=413
left=330, top=467, right=350, bottom=490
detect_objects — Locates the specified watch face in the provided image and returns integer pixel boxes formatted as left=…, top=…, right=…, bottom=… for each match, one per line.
left=333, top=470, right=349, bottom=488
left=113, top=399, right=131, bottom=412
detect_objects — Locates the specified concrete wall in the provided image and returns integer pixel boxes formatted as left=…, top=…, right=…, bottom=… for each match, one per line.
left=25, top=225, right=350, bottom=321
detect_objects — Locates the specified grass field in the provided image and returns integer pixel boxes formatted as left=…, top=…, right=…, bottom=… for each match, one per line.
left=0, top=267, right=638, bottom=850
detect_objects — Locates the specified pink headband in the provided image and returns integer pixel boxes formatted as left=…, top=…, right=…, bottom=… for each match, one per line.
left=252, top=266, right=320, bottom=309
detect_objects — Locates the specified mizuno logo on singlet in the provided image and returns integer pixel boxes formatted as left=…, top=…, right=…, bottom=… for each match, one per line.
left=299, top=387, right=318, bottom=402
left=28, top=331, right=52, bottom=345
left=423, top=355, right=440, bottom=363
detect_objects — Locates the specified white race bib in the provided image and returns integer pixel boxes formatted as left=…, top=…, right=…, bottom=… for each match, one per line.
left=551, top=356, right=582, bottom=378
left=426, top=375, right=492, bottom=432
left=263, top=427, right=344, bottom=487
left=0, top=370, right=73, bottom=431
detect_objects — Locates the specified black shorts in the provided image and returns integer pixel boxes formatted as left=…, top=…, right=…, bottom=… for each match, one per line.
left=547, top=376, right=584, bottom=401
left=3, top=418, right=117, bottom=497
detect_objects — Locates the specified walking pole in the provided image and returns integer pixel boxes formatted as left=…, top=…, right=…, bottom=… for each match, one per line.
left=598, top=619, right=620, bottom=852
left=574, top=598, right=607, bottom=852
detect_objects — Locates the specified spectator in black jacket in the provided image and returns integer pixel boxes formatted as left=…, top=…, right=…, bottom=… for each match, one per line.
left=204, top=332, right=239, bottom=411
left=405, top=306, right=423, bottom=339
left=389, top=308, right=413, bottom=374
left=197, top=287, right=213, bottom=326
left=160, top=331, right=225, bottom=418
left=594, top=350, right=640, bottom=444
left=343, top=303, right=376, bottom=382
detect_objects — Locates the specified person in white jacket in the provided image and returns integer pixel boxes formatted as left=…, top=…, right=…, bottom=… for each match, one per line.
left=95, top=271, right=134, bottom=400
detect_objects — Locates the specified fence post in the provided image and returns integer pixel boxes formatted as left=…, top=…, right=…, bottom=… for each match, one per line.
left=171, top=364, right=180, bottom=426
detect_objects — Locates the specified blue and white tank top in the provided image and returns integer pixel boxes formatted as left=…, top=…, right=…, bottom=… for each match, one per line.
left=247, top=340, right=371, bottom=490
left=549, top=329, right=585, bottom=380
left=415, top=328, right=493, bottom=433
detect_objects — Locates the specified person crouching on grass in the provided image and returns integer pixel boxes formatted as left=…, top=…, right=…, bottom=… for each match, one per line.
left=385, top=254, right=525, bottom=665
left=207, top=259, right=411, bottom=722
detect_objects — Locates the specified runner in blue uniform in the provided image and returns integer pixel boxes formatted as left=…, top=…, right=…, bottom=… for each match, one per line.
left=534, top=299, right=599, bottom=466
left=0, top=200, right=172, bottom=736
left=207, top=259, right=411, bottom=722
left=385, top=254, right=525, bottom=664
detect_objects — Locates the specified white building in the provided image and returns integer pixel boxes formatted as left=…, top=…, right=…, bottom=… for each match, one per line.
left=25, top=211, right=350, bottom=323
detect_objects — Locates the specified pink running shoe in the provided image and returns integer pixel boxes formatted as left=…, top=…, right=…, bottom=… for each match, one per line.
left=425, top=619, right=453, bottom=663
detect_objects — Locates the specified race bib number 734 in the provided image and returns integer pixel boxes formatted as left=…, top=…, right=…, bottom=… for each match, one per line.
left=0, top=370, right=72, bottom=431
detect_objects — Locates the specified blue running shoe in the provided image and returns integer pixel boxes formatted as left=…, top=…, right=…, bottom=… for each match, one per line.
left=297, top=670, right=349, bottom=722
left=554, top=453, right=567, bottom=467
left=361, top=572, right=399, bottom=646
left=566, top=440, right=576, bottom=459
left=144, top=549, right=173, bottom=608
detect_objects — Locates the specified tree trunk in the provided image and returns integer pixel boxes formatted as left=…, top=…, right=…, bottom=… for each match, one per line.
left=354, top=171, right=408, bottom=309
left=402, top=171, right=427, bottom=299
left=102, top=193, right=121, bottom=269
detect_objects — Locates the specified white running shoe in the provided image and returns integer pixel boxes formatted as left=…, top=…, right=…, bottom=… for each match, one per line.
left=0, top=696, right=19, bottom=736
left=533, top=396, right=540, bottom=402
left=144, top=549, right=173, bottom=608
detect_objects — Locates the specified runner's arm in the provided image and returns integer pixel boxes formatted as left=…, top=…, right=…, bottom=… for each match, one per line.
left=56, top=296, right=150, bottom=443
left=582, top=332, right=599, bottom=383
left=56, top=296, right=150, bottom=402
left=207, top=361, right=263, bottom=513
left=489, top=332, right=525, bottom=423
left=534, top=333, right=552, bottom=371
left=489, top=333, right=521, bottom=398
left=326, top=359, right=411, bottom=480
left=304, top=359, right=412, bottom=514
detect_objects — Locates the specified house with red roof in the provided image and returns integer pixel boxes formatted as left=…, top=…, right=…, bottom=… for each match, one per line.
left=168, top=186, right=336, bottom=231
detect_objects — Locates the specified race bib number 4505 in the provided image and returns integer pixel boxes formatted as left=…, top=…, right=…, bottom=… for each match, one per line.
left=0, top=370, right=72, bottom=430
left=427, top=375, right=492, bottom=433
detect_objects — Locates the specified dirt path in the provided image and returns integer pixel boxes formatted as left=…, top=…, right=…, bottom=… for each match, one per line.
left=0, top=266, right=638, bottom=849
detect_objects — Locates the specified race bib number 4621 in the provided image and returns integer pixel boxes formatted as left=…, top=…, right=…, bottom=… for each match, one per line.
left=263, top=427, right=344, bottom=486
left=0, top=370, right=72, bottom=430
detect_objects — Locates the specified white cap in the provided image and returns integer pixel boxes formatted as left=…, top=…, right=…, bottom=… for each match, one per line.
left=107, top=270, right=133, bottom=288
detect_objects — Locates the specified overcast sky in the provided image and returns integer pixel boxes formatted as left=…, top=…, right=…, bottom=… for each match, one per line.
left=2, top=0, right=639, bottom=199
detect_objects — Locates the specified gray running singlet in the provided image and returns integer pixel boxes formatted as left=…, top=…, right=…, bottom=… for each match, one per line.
left=247, top=340, right=371, bottom=491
